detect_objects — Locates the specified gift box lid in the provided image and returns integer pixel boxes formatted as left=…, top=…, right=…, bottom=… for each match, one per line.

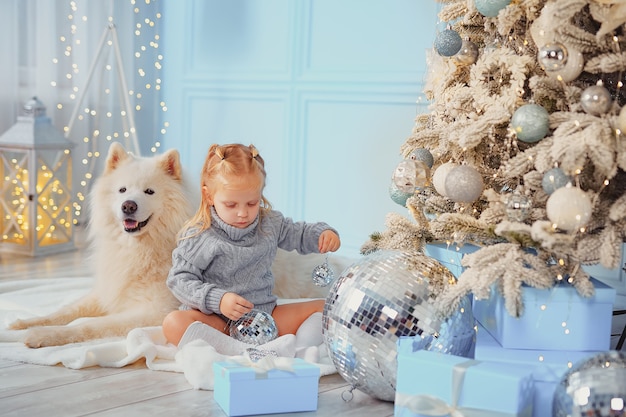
left=396, top=347, right=534, bottom=413
left=520, top=277, right=615, bottom=305
left=424, top=242, right=480, bottom=266
left=214, top=357, right=320, bottom=381
left=474, top=324, right=599, bottom=382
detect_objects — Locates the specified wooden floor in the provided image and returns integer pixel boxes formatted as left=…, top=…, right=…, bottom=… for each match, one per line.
left=0, top=239, right=394, bottom=417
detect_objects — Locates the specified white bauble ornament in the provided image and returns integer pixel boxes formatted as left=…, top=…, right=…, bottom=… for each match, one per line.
left=546, top=186, right=592, bottom=232
left=432, top=162, right=458, bottom=197
left=444, top=165, right=484, bottom=203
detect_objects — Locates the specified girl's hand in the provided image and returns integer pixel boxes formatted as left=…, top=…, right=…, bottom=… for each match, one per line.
left=319, top=230, right=341, bottom=253
left=220, top=292, right=254, bottom=321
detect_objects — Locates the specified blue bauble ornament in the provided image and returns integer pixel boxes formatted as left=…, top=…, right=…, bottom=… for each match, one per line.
left=542, top=167, right=571, bottom=195
left=475, top=0, right=511, bottom=17
left=410, top=148, right=434, bottom=169
left=511, top=104, right=550, bottom=143
left=434, top=29, right=463, bottom=57
left=389, top=181, right=413, bottom=207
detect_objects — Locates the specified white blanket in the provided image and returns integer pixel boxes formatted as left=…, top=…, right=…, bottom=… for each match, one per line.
left=0, top=277, right=336, bottom=389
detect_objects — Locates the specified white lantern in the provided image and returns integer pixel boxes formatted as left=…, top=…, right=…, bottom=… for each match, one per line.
left=0, top=97, right=75, bottom=256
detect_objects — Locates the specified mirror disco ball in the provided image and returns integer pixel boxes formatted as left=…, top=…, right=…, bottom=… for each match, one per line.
left=229, top=309, right=278, bottom=345
left=553, top=351, right=626, bottom=417
left=322, top=250, right=475, bottom=402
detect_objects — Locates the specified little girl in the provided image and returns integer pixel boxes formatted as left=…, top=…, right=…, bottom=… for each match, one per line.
left=162, top=143, right=340, bottom=354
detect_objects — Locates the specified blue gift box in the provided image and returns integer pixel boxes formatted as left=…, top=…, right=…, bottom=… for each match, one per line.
left=473, top=277, right=616, bottom=351
left=213, top=357, right=320, bottom=416
left=424, top=242, right=480, bottom=278
left=474, top=324, right=601, bottom=417
left=395, top=337, right=534, bottom=417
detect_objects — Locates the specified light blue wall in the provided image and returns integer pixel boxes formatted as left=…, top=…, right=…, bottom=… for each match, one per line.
left=161, top=0, right=438, bottom=259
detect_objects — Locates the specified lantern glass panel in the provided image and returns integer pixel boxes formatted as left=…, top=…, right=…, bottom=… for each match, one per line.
left=0, top=149, right=30, bottom=245
left=35, top=149, right=72, bottom=247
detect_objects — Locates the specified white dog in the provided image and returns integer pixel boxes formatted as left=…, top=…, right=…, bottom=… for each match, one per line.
left=10, top=142, right=193, bottom=348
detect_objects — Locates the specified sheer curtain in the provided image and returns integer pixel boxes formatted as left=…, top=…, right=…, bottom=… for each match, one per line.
left=0, top=0, right=164, bottom=223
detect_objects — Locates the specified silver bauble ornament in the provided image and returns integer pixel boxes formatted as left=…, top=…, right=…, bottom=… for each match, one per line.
left=444, top=165, right=484, bottom=203
left=229, top=309, right=278, bottom=345
left=553, top=351, right=626, bottom=417
left=546, top=45, right=583, bottom=83
left=312, top=254, right=335, bottom=287
left=581, top=85, right=612, bottom=116
left=538, top=42, right=568, bottom=72
left=323, top=250, right=475, bottom=402
left=453, top=39, right=479, bottom=66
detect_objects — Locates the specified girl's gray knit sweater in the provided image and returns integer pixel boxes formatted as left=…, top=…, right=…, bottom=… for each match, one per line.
left=166, top=208, right=337, bottom=316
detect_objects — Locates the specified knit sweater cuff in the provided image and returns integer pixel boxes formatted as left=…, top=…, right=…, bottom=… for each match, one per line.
left=207, top=288, right=228, bottom=315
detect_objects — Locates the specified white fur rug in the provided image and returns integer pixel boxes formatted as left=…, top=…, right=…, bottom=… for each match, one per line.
left=0, top=277, right=337, bottom=390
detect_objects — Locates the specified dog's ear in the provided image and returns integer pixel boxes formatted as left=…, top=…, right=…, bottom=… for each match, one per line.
left=160, top=149, right=183, bottom=180
left=105, top=142, right=130, bottom=173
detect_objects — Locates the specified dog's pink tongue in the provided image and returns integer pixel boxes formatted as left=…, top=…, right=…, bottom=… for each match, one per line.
left=124, top=219, right=138, bottom=229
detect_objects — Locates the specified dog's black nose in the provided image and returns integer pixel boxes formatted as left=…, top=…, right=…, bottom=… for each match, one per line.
left=122, top=200, right=137, bottom=215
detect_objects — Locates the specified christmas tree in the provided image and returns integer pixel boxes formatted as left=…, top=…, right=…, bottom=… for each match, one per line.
left=363, top=0, right=626, bottom=318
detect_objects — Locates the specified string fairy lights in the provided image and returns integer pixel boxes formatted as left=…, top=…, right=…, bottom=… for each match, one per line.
left=49, top=0, right=168, bottom=223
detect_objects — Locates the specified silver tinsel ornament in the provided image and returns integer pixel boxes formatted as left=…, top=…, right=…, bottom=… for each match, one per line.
left=553, top=351, right=626, bottom=417
left=229, top=309, right=278, bottom=345
left=323, top=250, right=476, bottom=402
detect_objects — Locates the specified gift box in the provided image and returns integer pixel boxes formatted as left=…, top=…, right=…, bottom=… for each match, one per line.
left=213, top=357, right=320, bottom=416
left=473, top=277, right=616, bottom=351
left=424, top=242, right=480, bottom=278
left=474, top=323, right=601, bottom=417
left=395, top=337, right=534, bottom=417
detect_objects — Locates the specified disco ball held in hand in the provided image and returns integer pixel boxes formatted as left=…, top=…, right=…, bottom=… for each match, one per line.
left=322, top=250, right=476, bottom=402
left=553, top=351, right=626, bottom=417
left=229, top=309, right=278, bottom=345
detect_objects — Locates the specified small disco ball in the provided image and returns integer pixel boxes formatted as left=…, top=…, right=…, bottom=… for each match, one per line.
left=229, top=309, right=278, bottom=345
left=323, top=250, right=475, bottom=402
left=553, top=351, right=626, bottom=417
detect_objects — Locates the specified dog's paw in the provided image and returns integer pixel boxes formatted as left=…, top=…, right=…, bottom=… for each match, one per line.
left=22, top=327, right=62, bottom=348
left=8, top=319, right=29, bottom=330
